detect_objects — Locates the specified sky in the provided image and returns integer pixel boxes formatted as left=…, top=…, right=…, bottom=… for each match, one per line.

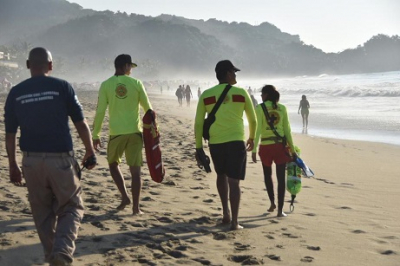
left=67, top=0, right=400, bottom=53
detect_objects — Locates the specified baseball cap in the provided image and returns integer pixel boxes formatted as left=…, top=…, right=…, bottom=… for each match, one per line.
left=215, top=60, right=240, bottom=73
left=114, top=54, right=138, bottom=68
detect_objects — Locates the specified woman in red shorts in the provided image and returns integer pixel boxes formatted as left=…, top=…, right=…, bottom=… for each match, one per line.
left=252, top=85, right=297, bottom=217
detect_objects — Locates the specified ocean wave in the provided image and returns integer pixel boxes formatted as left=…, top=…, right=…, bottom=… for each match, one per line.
left=280, top=83, right=400, bottom=97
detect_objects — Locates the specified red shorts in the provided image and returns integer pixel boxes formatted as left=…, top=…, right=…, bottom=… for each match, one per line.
left=258, top=143, right=291, bottom=167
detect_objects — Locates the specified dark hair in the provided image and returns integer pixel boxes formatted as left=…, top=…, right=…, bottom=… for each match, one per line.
left=215, top=60, right=240, bottom=81
left=216, top=70, right=227, bottom=81
left=302, top=95, right=306, bottom=100
left=114, top=54, right=136, bottom=69
left=261, top=85, right=280, bottom=109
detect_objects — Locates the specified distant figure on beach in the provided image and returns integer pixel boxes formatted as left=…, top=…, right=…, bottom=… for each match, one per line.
left=195, top=60, right=257, bottom=230
left=250, top=94, right=258, bottom=107
left=298, top=95, right=310, bottom=129
left=247, top=86, right=253, bottom=95
left=92, top=54, right=152, bottom=215
left=252, top=85, right=297, bottom=217
left=197, top=87, right=201, bottom=98
left=4, top=47, right=96, bottom=265
left=175, top=85, right=183, bottom=106
left=185, top=84, right=193, bottom=106
left=0, top=77, right=12, bottom=92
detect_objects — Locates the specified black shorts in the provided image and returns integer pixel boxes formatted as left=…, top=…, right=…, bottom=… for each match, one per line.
left=209, top=141, right=246, bottom=180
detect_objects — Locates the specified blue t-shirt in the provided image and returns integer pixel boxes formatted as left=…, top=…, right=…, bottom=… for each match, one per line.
left=4, top=76, right=84, bottom=152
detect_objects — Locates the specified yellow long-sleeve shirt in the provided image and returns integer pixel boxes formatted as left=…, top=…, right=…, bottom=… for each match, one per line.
left=92, top=75, right=151, bottom=139
left=194, top=83, right=257, bottom=148
left=252, top=101, right=295, bottom=153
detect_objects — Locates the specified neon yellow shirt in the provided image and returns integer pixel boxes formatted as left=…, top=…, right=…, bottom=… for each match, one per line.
left=92, top=75, right=152, bottom=139
left=194, top=83, right=257, bottom=148
left=252, top=101, right=295, bottom=153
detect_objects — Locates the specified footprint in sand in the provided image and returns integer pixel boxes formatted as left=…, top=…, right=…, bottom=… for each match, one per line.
left=234, top=242, right=253, bottom=251
left=157, top=216, right=174, bottom=223
left=301, top=256, right=314, bottom=262
left=21, top=208, right=32, bottom=214
left=282, top=233, right=299, bottom=239
left=142, top=196, right=154, bottom=201
left=213, top=232, right=232, bottom=240
left=188, top=238, right=203, bottom=244
left=87, top=204, right=100, bottom=211
left=380, top=250, right=396, bottom=255
left=304, top=213, right=317, bottom=217
left=337, top=206, right=352, bottom=210
left=203, top=199, right=214, bottom=203
left=228, top=255, right=263, bottom=264
left=0, top=239, right=13, bottom=246
left=265, top=234, right=275, bottom=239
left=190, top=186, right=206, bottom=190
left=164, top=180, right=177, bottom=186
left=193, top=257, right=211, bottom=265
left=340, top=183, right=354, bottom=186
left=86, top=197, right=99, bottom=203
left=0, top=206, right=10, bottom=211
left=91, top=221, right=109, bottom=231
left=189, top=216, right=214, bottom=225
left=266, top=254, right=281, bottom=261
left=383, top=236, right=398, bottom=239
left=168, top=250, right=187, bottom=259
left=352, top=229, right=366, bottom=234
left=307, top=245, right=321, bottom=251
left=316, top=178, right=335, bottom=185
left=118, top=224, right=129, bottom=231
left=92, top=236, right=103, bottom=242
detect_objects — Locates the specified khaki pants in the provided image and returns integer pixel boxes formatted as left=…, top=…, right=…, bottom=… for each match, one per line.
left=22, top=152, right=84, bottom=263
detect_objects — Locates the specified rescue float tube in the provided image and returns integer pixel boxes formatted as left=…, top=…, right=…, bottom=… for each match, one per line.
left=143, top=109, right=165, bottom=183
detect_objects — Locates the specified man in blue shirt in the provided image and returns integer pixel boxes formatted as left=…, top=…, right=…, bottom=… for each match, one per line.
left=4, top=47, right=96, bottom=266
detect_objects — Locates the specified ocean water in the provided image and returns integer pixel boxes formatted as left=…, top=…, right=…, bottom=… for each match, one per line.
left=242, top=71, right=400, bottom=146
left=153, top=71, right=400, bottom=146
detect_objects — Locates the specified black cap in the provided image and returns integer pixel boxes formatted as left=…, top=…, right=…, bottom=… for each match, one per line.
left=215, top=60, right=240, bottom=73
left=114, top=54, right=138, bottom=68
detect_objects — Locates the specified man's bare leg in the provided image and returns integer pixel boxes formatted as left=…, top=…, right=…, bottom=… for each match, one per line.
left=130, top=166, right=143, bottom=215
left=228, top=177, right=243, bottom=230
left=109, top=162, right=131, bottom=210
left=216, top=174, right=230, bottom=223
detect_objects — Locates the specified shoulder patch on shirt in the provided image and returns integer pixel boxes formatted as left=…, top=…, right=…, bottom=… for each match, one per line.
left=204, top=96, right=216, bottom=105
left=232, top=94, right=245, bottom=103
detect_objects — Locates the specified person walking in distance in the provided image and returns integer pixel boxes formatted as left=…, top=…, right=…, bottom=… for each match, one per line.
left=4, top=47, right=96, bottom=265
left=195, top=60, right=257, bottom=230
left=92, top=54, right=152, bottom=215
left=298, top=94, right=310, bottom=129
left=185, top=84, right=193, bottom=107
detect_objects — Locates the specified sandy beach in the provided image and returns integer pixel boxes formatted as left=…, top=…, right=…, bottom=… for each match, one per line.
left=0, top=90, right=399, bottom=266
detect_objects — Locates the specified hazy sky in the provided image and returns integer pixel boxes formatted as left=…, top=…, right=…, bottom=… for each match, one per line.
left=67, top=0, right=400, bottom=53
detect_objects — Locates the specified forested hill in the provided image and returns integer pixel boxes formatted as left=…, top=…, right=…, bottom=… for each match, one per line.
left=1, top=0, right=399, bottom=81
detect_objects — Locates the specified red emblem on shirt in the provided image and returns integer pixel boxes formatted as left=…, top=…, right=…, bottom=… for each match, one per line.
left=204, top=96, right=216, bottom=105
left=232, top=95, right=245, bottom=102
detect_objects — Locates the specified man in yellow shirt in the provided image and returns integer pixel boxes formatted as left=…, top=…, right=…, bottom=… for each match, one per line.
left=194, top=60, right=257, bottom=230
left=92, top=54, right=152, bottom=215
